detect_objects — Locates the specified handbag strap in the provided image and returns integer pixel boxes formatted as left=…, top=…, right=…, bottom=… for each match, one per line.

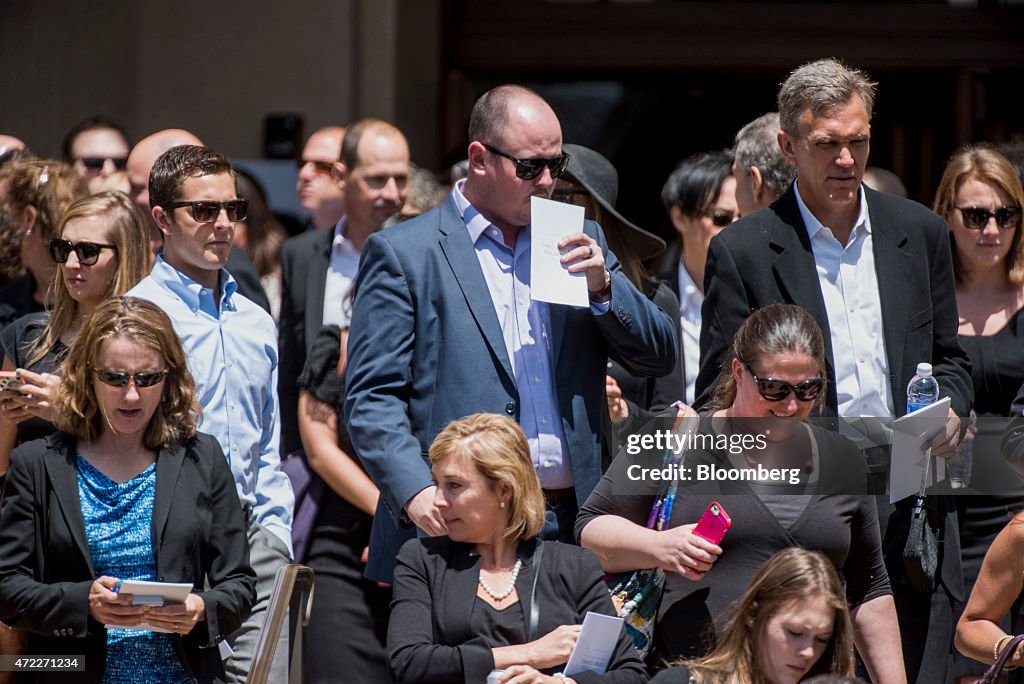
left=984, top=634, right=1024, bottom=681
left=645, top=403, right=694, bottom=531
left=528, top=540, right=545, bottom=642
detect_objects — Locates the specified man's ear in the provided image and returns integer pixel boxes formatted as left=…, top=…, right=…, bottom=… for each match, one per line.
left=668, top=205, right=688, bottom=236
left=750, top=166, right=766, bottom=204
left=151, top=205, right=174, bottom=237
left=332, top=161, right=347, bottom=190
left=778, top=130, right=798, bottom=168
left=466, top=141, right=488, bottom=175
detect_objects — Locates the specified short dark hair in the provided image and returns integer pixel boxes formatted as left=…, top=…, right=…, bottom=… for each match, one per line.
left=467, top=84, right=543, bottom=147
left=661, top=150, right=735, bottom=216
left=340, top=118, right=403, bottom=171
left=149, top=145, right=235, bottom=211
left=61, top=115, right=131, bottom=162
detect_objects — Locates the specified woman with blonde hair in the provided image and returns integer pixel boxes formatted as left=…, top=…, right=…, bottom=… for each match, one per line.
left=388, top=412, right=645, bottom=683
left=0, top=191, right=153, bottom=479
left=651, top=547, right=855, bottom=684
left=0, top=297, right=255, bottom=683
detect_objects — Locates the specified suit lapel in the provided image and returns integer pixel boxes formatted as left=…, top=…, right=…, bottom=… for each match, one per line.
left=304, top=227, right=334, bottom=349
left=768, top=191, right=838, bottom=405
left=42, top=435, right=94, bottom=576
left=437, top=200, right=515, bottom=383
left=152, top=444, right=185, bottom=562
left=866, top=189, right=914, bottom=398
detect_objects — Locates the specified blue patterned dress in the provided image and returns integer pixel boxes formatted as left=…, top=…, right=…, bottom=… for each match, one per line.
left=77, top=455, right=195, bottom=684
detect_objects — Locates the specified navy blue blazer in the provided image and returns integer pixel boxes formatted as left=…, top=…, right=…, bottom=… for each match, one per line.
left=344, top=196, right=678, bottom=582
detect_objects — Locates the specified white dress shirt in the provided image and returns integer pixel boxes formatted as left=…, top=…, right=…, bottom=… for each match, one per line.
left=676, top=259, right=702, bottom=405
left=321, top=217, right=361, bottom=329
left=794, top=181, right=894, bottom=420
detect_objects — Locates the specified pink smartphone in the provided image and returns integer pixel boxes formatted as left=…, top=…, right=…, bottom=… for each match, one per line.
left=0, top=370, right=23, bottom=391
left=693, top=501, right=732, bottom=545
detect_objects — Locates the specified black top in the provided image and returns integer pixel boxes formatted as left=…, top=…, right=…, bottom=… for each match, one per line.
left=958, top=308, right=1024, bottom=417
left=0, top=273, right=44, bottom=331
left=649, top=665, right=693, bottom=683
left=469, top=600, right=525, bottom=649
left=295, top=324, right=372, bottom=565
left=576, top=421, right=889, bottom=666
left=388, top=537, right=647, bottom=684
left=0, top=312, right=67, bottom=444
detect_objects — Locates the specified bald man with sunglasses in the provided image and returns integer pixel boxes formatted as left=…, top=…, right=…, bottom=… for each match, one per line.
left=344, top=84, right=677, bottom=583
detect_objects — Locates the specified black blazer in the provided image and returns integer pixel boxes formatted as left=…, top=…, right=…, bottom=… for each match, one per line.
left=387, top=537, right=647, bottom=684
left=696, top=184, right=972, bottom=418
left=278, top=226, right=334, bottom=456
left=0, top=431, right=256, bottom=684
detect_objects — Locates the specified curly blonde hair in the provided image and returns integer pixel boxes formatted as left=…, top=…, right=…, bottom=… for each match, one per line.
left=53, top=297, right=199, bottom=449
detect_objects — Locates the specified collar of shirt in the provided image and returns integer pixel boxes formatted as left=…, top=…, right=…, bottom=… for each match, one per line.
left=147, top=255, right=237, bottom=314
left=332, top=216, right=360, bottom=257
left=793, top=179, right=872, bottom=245
left=675, top=257, right=703, bottom=315
left=452, top=178, right=503, bottom=247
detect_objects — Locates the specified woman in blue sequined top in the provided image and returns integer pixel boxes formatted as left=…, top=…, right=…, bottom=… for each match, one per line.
left=0, top=297, right=256, bottom=684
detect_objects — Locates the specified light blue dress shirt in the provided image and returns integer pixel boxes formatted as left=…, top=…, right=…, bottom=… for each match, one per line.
left=452, top=182, right=609, bottom=490
left=129, top=256, right=294, bottom=555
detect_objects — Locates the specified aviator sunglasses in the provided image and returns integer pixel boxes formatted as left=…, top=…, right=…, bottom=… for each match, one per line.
left=49, top=239, right=116, bottom=266
left=954, top=205, right=1021, bottom=231
left=161, top=199, right=248, bottom=223
left=483, top=144, right=571, bottom=181
left=706, top=209, right=738, bottom=228
left=94, top=369, right=168, bottom=389
left=742, top=361, right=825, bottom=402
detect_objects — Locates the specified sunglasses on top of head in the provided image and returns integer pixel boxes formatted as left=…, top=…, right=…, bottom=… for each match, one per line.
left=742, top=360, right=825, bottom=402
left=482, top=144, right=570, bottom=181
left=94, top=369, right=168, bottom=389
left=954, top=205, right=1021, bottom=231
left=161, top=199, right=248, bottom=223
left=49, top=239, right=117, bottom=266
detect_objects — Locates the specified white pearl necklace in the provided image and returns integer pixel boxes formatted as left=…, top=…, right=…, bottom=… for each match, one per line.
left=478, top=558, right=523, bottom=601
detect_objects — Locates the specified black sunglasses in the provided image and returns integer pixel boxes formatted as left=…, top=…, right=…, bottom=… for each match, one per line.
left=161, top=199, right=248, bottom=223
left=743, top=361, right=825, bottom=403
left=77, top=156, right=128, bottom=171
left=483, top=144, right=570, bottom=181
left=955, top=205, right=1021, bottom=231
left=296, top=159, right=335, bottom=175
left=551, top=187, right=589, bottom=205
left=707, top=209, right=738, bottom=228
left=49, top=239, right=117, bottom=266
left=94, top=369, right=168, bottom=389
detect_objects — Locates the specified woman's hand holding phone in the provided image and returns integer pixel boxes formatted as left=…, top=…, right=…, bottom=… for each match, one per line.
left=655, top=524, right=722, bottom=581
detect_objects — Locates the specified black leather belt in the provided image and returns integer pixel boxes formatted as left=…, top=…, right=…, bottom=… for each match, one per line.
left=542, top=487, right=576, bottom=506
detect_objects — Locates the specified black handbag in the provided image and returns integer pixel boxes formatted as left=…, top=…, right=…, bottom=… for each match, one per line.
left=980, top=634, right=1024, bottom=683
left=903, top=450, right=939, bottom=593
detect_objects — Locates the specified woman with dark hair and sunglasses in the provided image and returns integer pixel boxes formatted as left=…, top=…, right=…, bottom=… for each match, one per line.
left=0, top=297, right=255, bottom=684
left=0, top=191, right=152, bottom=483
left=658, top=150, right=738, bottom=406
left=931, top=145, right=1024, bottom=684
left=576, top=304, right=902, bottom=680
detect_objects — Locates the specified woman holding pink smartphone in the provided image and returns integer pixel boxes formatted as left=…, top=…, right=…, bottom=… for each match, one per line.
left=576, top=304, right=901, bottom=681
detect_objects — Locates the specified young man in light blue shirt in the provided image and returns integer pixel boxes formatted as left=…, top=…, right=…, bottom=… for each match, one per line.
left=129, top=144, right=293, bottom=683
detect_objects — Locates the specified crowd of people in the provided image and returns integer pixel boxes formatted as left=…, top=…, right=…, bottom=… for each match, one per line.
left=2, top=55, right=1024, bottom=684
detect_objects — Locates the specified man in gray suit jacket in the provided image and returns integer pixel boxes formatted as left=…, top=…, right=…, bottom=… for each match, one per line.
left=345, top=85, right=678, bottom=582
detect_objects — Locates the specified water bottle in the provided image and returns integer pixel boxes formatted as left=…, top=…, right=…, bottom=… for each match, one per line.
left=486, top=671, right=506, bottom=684
left=906, top=362, right=940, bottom=414
left=947, top=410, right=976, bottom=490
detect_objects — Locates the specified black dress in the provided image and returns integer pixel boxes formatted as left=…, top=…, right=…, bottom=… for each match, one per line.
left=953, top=309, right=1024, bottom=680
left=296, top=325, right=391, bottom=683
left=0, top=312, right=67, bottom=444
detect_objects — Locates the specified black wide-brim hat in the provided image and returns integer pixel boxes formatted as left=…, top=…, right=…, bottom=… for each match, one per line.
left=563, top=144, right=666, bottom=261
